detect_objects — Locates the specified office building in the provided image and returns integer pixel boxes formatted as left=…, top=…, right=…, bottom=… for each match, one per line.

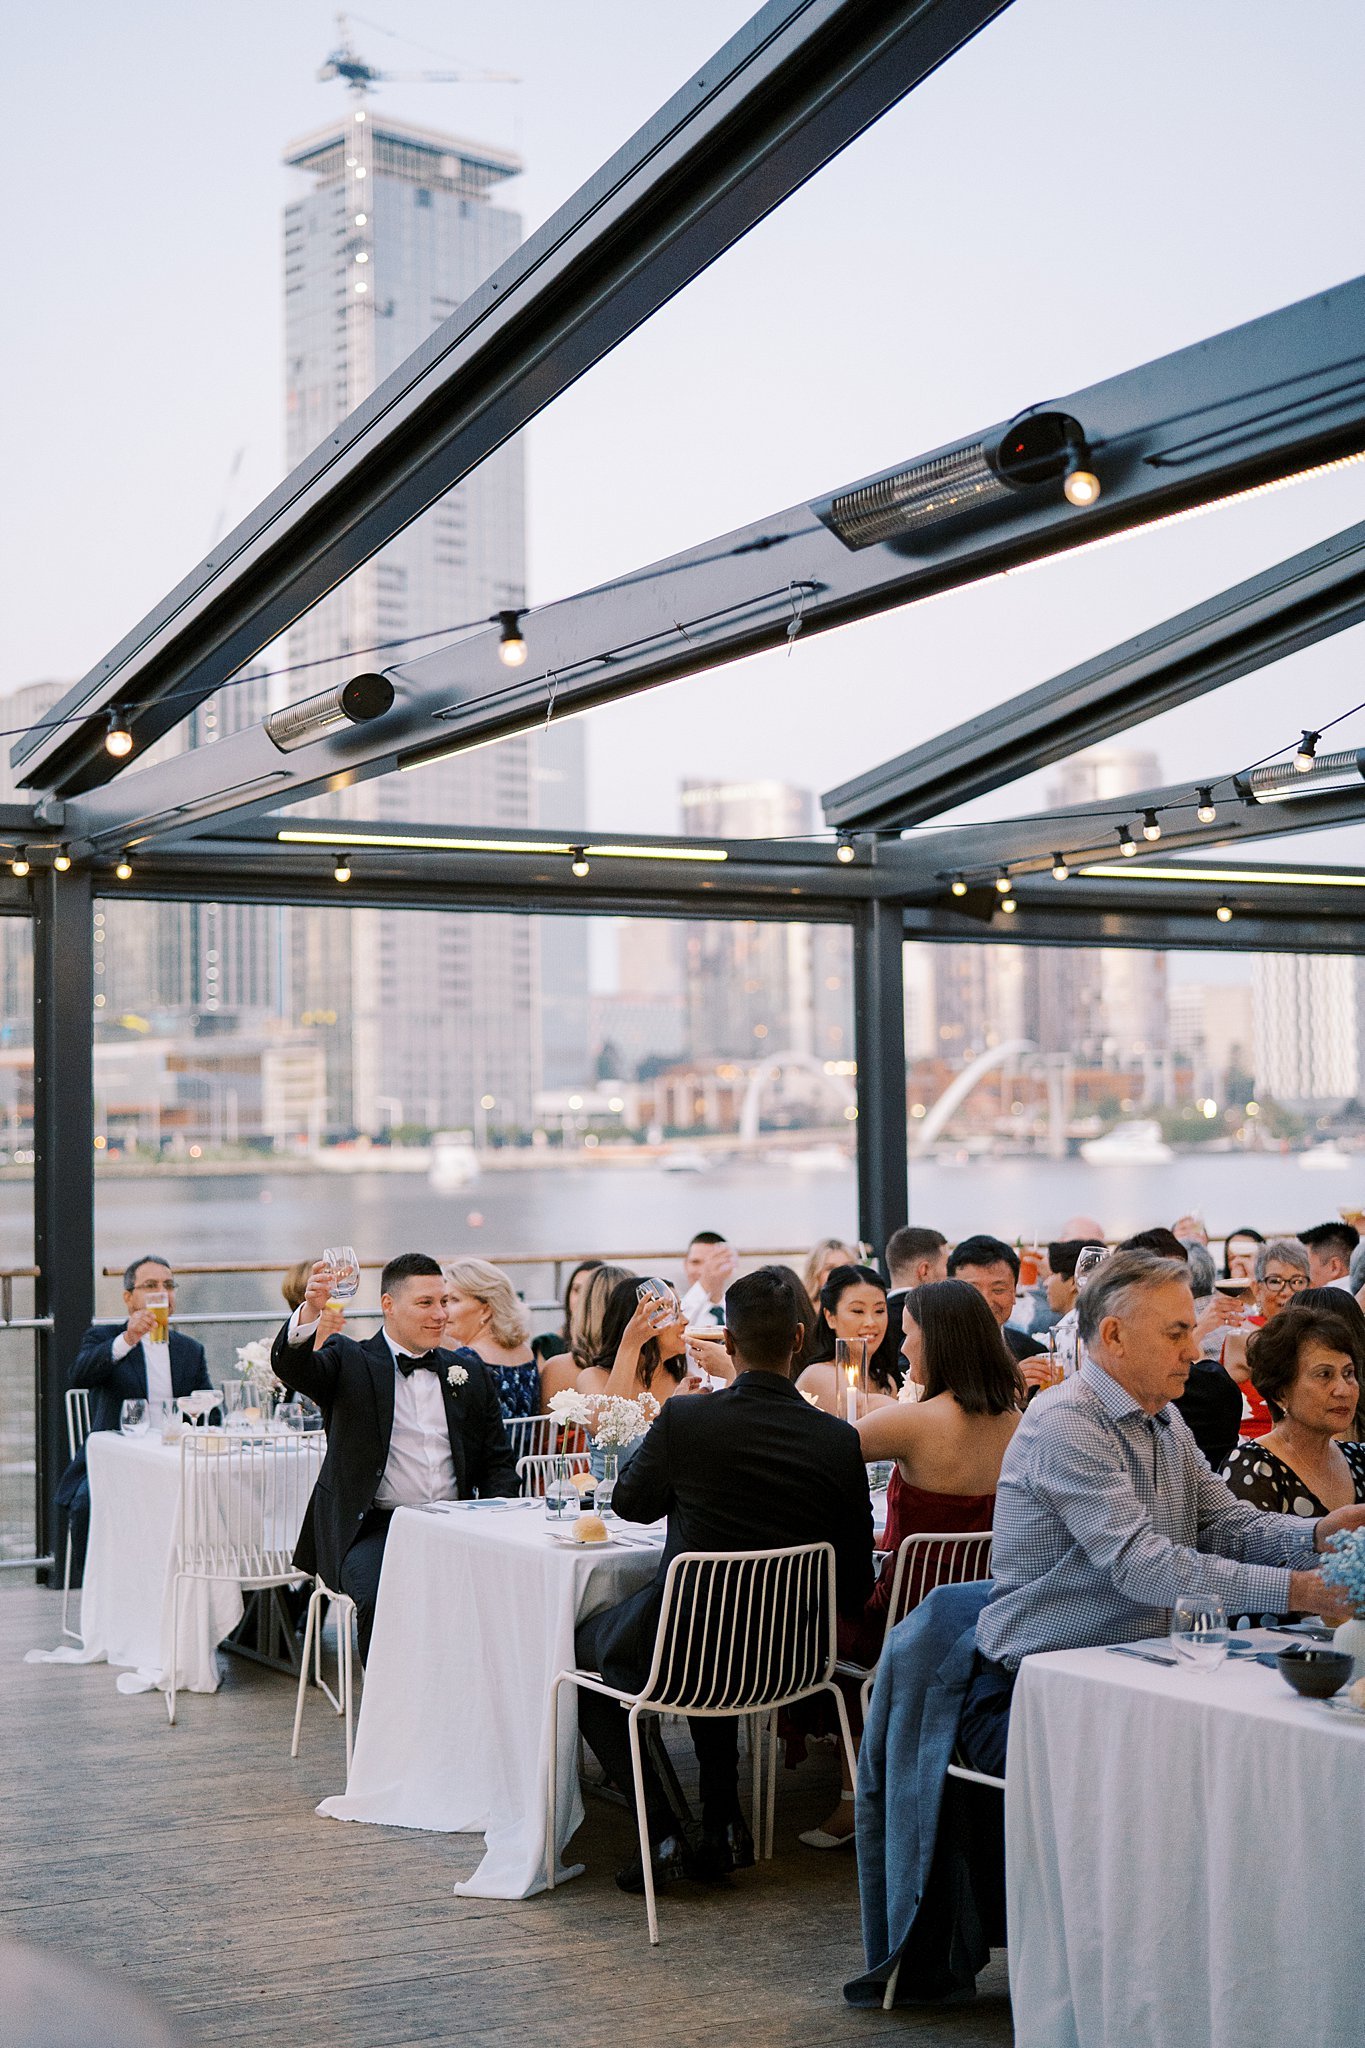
left=1253, top=955, right=1363, bottom=1105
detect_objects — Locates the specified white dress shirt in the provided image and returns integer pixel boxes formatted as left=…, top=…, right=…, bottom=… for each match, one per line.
left=111, top=1328, right=174, bottom=1409
left=287, top=1309, right=457, bottom=1507
left=679, top=1279, right=725, bottom=1329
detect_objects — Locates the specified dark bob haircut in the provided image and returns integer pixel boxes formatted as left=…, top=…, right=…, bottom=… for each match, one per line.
left=809, top=1263, right=899, bottom=1390
left=905, top=1279, right=1025, bottom=1416
left=1247, top=1303, right=1363, bottom=1422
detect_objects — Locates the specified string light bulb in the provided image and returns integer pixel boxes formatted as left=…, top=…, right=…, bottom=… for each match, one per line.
left=114, top=853, right=133, bottom=882
left=1116, top=825, right=1137, bottom=858
left=105, top=708, right=134, bottom=758
left=1000, top=894, right=1018, bottom=914
left=835, top=835, right=856, bottom=864
left=570, top=848, right=590, bottom=878
left=333, top=853, right=352, bottom=883
left=53, top=849, right=72, bottom=872
left=950, top=875, right=968, bottom=897
left=1062, top=460, right=1102, bottom=507
left=10, top=851, right=30, bottom=879
left=1142, top=808, right=1162, bottom=842
left=994, top=870, right=1012, bottom=894
left=1051, top=854, right=1069, bottom=880
left=496, top=611, right=528, bottom=668
left=1215, top=900, right=1233, bottom=923
left=1293, top=730, right=1320, bottom=773
left=1196, top=787, right=1217, bottom=824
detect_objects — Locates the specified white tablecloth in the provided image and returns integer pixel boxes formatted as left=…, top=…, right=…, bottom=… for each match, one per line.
left=318, top=1502, right=663, bottom=1898
left=1006, top=1645, right=1365, bottom=2048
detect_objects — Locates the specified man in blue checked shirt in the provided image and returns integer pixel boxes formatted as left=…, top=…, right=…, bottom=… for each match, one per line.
left=963, top=1249, right=1365, bottom=1777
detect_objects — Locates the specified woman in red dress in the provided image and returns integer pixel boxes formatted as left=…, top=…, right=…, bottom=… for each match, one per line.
left=1219, top=1238, right=1310, bottom=1440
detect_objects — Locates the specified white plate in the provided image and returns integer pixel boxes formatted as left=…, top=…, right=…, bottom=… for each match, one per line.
left=1324, top=1692, right=1365, bottom=1720
left=548, top=1531, right=629, bottom=1549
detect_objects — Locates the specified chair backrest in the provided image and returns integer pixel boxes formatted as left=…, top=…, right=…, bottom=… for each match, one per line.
left=177, top=1432, right=324, bottom=1582
left=881, top=1531, right=993, bottom=1653
left=516, top=1449, right=592, bottom=1497
left=640, top=1543, right=836, bottom=1715
left=65, top=1387, right=91, bottom=1459
left=504, top=1414, right=562, bottom=1463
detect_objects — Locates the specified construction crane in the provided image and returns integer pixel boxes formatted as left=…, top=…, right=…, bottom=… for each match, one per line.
left=318, top=12, right=517, bottom=99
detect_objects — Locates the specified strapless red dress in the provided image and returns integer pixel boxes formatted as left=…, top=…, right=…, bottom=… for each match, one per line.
left=839, top=1464, right=995, bottom=1667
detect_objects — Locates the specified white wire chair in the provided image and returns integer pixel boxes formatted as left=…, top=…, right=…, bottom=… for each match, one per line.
left=503, top=1414, right=561, bottom=1462
left=167, top=1431, right=323, bottom=1724
left=60, top=1388, right=92, bottom=1640
left=292, top=1579, right=359, bottom=1777
left=839, top=1530, right=994, bottom=1721
left=547, top=1541, right=856, bottom=1945
left=516, top=1449, right=591, bottom=1497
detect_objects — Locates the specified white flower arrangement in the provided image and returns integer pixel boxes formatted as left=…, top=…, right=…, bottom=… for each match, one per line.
left=548, top=1386, right=659, bottom=1447
left=446, top=1360, right=469, bottom=1390
left=235, top=1337, right=282, bottom=1397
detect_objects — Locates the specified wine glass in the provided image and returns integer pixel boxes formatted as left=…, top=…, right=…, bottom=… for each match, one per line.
left=636, top=1277, right=677, bottom=1331
left=323, top=1245, right=360, bottom=1311
left=1170, top=1596, right=1229, bottom=1669
left=1074, top=1246, right=1109, bottom=1288
left=119, top=1398, right=148, bottom=1437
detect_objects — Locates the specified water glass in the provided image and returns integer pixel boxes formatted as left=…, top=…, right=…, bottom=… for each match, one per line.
left=323, top=1245, right=361, bottom=1302
left=545, top=1457, right=577, bottom=1521
left=276, top=1401, right=305, bottom=1435
left=119, top=1399, right=148, bottom=1437
left=1170, top=1596, right=1229, bottom=1670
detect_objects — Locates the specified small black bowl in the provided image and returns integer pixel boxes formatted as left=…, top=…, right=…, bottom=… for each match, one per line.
left=1275, top=1646, right=1354, bottom=1699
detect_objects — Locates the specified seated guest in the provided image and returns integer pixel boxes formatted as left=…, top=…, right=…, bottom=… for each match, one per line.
left=799, top=1281, right=1022, bottom=1849
left=802, top=1238, right=860, bottom=1303
left=1044, top=1238, right=1105, bottom=1321
left=272, top=1253, right=517, bottom=1661
left=1119, top=1230, right=1242, bottom=1461
left=579, top=1275, right=692, bottom=1407
left=281, top=1260, right=313, bottom=1312
left=532, top=1259, right=602, bottom=1373
left=677, top=1230, right=738, bottom=1328
left=57, top=1257, right=213, bottom=1580
left=443, top=1256, right=577, bottom=1411
left=570, top=1263, right=634, bottom=1376
left=884, top=1225, right=949, bottom=1338
left=1220, top=1237, right=1311, bottom=1438
left=1299, top=1220, right=1360, bottom=1292
left=1171, top=1212, right=1209, bottom=1246
left=574, top=1265, right=873, bottom=1891
left=797, top=1265, right=901, bottom=1415
left=1221, top=1305, right=1365, bottom=1513
left=964, top=1250, right=1363, bottom=1778
left=1298, top=1286, right=1365, bottom=1439
left=946, top=1235, right=1046, bottom=1378
left=1222, top=1226, right=1264, bottom=1282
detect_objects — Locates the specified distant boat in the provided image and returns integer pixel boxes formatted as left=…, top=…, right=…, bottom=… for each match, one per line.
left=786, top=1144, right=851, bottom=1173
left=1300, top=1142, right=1352, bottom=1171
left=661, top=1148, right=710, bottom=1174
left=428, top=1136, right=478, bottom=1189
left=1079, top=1119, right=1174, bottom=1166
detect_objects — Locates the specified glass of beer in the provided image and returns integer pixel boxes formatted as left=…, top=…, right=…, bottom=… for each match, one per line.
left=145, top=1291, right=170, bottom=1343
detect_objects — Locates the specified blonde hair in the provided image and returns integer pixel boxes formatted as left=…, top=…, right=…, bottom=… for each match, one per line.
left=801, top=1238, right=858, bottom=1301
left=443, top=1258, right=531, bottom=1348
left=281, top=1260, right=313, bottom=1311
left=573, top=1263, right=635, bottom=1371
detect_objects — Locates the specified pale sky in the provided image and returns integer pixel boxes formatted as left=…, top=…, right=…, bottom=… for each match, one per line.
left=6, top=0, right=1365, bottom=943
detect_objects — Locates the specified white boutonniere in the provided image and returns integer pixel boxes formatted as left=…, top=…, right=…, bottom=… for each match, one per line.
left=446, top=1360, right=469, bottom=1391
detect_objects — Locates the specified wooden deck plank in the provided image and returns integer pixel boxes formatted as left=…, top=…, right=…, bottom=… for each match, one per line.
left=3, top=1586, right=1012, bottom=2045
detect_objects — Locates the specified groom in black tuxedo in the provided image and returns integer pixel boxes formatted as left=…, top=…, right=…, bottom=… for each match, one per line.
left=271, top=1251, right=518, bottom=1659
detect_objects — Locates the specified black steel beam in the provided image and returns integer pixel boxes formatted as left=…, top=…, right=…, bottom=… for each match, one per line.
left=18, top=0, right=1011, bottom=799
left=853, top=899, right=908, bottom=1253
left=823, top=519, right=1365, bottom=830
left=62, top=270, right=1365, bottom=852
left=31, top=866, right=94, bottom=1579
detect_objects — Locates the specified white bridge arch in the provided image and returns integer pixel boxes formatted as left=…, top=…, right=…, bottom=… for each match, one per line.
left=738, top=1052, right=855, bottom=1145
left=913, top=1039, right=1036, bottom=1152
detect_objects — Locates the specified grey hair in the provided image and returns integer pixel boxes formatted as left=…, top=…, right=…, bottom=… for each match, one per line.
left=1180, top=1239, right=1215, bottom=1299
left=1076, top=1249, right=1191, bottom=1347
left=123, top=1254, right=172, bottom=1291
left=1254, top=1237, right=1310, bottom=1283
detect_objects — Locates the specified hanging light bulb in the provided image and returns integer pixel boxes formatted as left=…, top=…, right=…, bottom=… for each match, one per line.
left=10, top=850, right=30, bottom=879
left=1141, top=809, right=1162, bottom=842
left=1293, top=730, right=1320, bottom=773
left=835, top=835, right=857, bottom=864
left=1051, top=853, right=1069, bottom=880
left=105, top=708, right=134, bottom=758
left=53, top=848, right=72, bottom=872
left=1215, top=901, right=1233, bottom=923
left=496, top=611, right=528, bottom=667
left=950, top=874, right=968, bottom=897
left=333, top=853, right=352, bottom=883
left=1116, top=825, right=1137, bottom=858
left=994, top=870, right=1012, bottom=894
left=1196, top=787, right=1217, bottom=824
left=1000, top=894, right=1018, bottom=914
left=570, top=848, right=591, bottom=878
left=114, top=853, right=133, bottom=882
left=1062, top=458, right=1102, bottom=507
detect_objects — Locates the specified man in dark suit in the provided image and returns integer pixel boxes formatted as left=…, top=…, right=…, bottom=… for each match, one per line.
left=57, top=1256, right=212, bottom=1579
left=575, top=1264, right=874, bottom=1894
left=271, top=1250, right=518, bottom=1660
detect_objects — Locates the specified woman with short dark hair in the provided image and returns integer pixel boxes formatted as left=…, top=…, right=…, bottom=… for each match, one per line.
left=796, top=1264, right=901, bottom=1415
left=1221, top=1304, right=1365, bottom=1515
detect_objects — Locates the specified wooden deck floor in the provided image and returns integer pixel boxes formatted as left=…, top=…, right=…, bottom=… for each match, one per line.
left=2, top=1586, right=1012, bottom=2047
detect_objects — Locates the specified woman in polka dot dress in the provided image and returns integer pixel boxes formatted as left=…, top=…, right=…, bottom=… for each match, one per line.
left=1220, top=1303, right=1365, bottom=1518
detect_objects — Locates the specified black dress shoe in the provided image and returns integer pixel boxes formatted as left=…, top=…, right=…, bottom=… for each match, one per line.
left=697, top=1815, right=755, bottom=1877
left=615, top=1833, right=697, bottom=1895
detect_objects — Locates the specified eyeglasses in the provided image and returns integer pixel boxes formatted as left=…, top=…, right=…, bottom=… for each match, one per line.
left=1261, top=1273, right=1307, bottom=1293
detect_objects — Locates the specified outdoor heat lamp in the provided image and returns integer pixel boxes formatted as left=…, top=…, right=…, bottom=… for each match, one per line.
left=815, top=411, right=1100, bottom=550
left=264, top=672, right=395, bottom=753
left=1238, top=749, right=1365, bottom=805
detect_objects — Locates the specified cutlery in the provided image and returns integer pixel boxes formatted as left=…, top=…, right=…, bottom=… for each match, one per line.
left=1106, top=1644, right=1178, bottom=1667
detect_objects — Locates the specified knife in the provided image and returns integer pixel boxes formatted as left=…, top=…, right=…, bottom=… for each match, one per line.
left=1106, top=1644, right=1178, bottom=1667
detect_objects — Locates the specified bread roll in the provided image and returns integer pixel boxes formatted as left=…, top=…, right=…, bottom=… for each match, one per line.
left=573, top=1512, right=608, bottom=1544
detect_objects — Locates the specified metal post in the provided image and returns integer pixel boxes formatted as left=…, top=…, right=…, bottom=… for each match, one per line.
left=852, top=900, right=908, bottom=1259
left=32, top=865, right=94, bottom=1578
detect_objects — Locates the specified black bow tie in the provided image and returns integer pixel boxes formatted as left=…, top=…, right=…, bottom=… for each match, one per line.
left=396, top=1352, right=441, bottom=1377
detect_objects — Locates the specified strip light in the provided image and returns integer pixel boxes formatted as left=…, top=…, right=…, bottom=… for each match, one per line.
left=275, top=829, right=727, bottom=864
left=1079, top=862, right=1365, bottom=889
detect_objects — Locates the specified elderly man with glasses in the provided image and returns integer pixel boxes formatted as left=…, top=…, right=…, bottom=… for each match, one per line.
left=959, top=1249, right=1365, bottom=1778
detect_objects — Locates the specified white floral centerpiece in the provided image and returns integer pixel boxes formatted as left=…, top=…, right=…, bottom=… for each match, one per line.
left=235, top=1337, right=282, bottom=1398
left=548, top=1386, right=659, bottom=1457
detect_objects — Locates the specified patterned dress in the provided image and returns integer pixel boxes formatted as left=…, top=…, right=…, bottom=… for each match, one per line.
left=1220, top=1438, right=1365, bottom=1516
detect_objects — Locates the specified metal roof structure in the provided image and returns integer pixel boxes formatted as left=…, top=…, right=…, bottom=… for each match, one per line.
left=11, top=0, right=1365, bottom=1566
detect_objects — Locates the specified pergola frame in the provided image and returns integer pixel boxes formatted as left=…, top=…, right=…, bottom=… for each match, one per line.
left=11, top=0, right=1365, bottom=1567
